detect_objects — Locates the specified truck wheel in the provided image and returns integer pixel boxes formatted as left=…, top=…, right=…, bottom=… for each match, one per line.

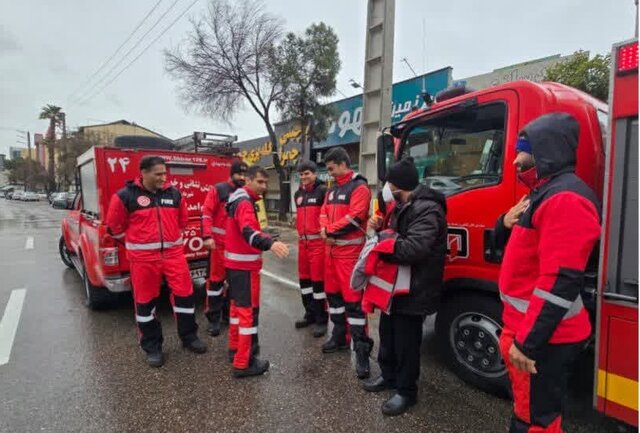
left=80, top=256, right=113, bottom=311
left=59, top=236, right=75, bottom=269
left=435, top=293, right=510, bottom=397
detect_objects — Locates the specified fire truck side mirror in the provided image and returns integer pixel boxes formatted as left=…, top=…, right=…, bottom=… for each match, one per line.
left=377, top=132, right=392, bottom=182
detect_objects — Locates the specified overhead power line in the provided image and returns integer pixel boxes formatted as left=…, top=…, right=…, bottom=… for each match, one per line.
left=77, top=0, right=200, bottom=104
left=72, top=0, right=182, bottom=105
left=67, top=0, right=165, bottom=103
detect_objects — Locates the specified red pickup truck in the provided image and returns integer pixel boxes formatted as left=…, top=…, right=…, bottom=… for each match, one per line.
left=58, top=144, right=234, bottom=309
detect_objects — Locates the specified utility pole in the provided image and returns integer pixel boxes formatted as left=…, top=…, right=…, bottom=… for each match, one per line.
left=359, top=0, right=395, bottom=186
left=26, top=131, right=31, bottom=191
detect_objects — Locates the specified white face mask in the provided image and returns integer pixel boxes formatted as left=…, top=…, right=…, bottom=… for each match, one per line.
left=382, top=182, right=394, bottom=203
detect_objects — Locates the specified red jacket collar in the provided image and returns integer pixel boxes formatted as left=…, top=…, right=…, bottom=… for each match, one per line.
left=335, top=170, right=354, bottom=186
left=301, top=179, right=321, bottom=192
left=243, top=186, right=261, bottom=201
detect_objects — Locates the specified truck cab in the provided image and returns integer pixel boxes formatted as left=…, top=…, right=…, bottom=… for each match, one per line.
left=377, top=80, right=607, bottom=395
left=58, top=144, right=234, bottom=309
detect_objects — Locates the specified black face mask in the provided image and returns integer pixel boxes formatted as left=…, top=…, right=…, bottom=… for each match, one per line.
left=232, top=178, right=246, bottom=188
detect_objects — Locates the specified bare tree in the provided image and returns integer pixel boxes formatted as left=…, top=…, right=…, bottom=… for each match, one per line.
left=165, top=0, right=291, bottom=220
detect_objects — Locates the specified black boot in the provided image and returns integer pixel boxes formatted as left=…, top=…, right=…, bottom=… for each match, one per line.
left=363, top=375, right=395, bottom=392
left=355, top=340, right=372, bottom=379
left=221, top=296, right=230, bottom=325
left=381, top=393, right=416, bottom=416
left=146, top=351, right=164, bottom=368
left=294, top=316, right=314, bottom=329
left=322, top=337, right=349, bottom=353
left=207, top=320, right=221, bottom=337
left=252, top=343, right=261, bottom=357
left=233, top=358, right=270, bottom=378
left=312, top=322, right=327, bottom=338
left=183, top=337, right=208, bottom=354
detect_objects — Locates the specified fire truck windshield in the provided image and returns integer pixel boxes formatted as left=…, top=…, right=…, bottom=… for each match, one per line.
left=397, top=102, right=507, bottom=196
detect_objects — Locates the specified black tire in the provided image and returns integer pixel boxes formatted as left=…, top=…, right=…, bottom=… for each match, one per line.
left=435, top=292, right=510, bottom=397
left=80, top=255, right=114, bottom=311
left=59, top=236, right=75, bottom=269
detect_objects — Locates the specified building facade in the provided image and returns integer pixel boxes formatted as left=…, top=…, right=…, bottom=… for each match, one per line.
left=76, top=120, right=168, bottom=145
left=454, top=53, right=579, bottom=90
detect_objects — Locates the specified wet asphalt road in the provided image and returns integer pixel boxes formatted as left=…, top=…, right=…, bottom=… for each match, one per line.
left=0, top=199, right=631, bottom=433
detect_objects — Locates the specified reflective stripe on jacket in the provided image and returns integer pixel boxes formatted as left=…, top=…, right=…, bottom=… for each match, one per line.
left=202, top=181, right=236, bottom=245
left=224, top=187, right=274, bottom=271
left=350, top=231, right=411, bottom=314
left=106, top=178, right=187, bottom=262
left=320, top=171, right=370, bottom=258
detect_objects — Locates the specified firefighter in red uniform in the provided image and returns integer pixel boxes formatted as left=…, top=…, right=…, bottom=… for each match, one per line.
left=225, top=165, right=289, bottom=378
left=496, top=113, right=601, bottom=433
left=293, top=161, right=328, bottom=337
left=106, top=156, right=207, bottom=368
left=319, top=146, right=373, bottom=379
left=202, top=160, right=248, bottom=337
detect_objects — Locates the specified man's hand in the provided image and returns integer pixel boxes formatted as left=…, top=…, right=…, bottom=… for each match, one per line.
left=367, top=215, right=382, bottom=232
left=504, top=196, right=530, bottom=229
left=509, top=343, right=537, bottom=374
left=270, top=241, right=289, bottom=259
left=203, top=238, right=214, bottom=250
left=321, top=227, right=335, bottom=245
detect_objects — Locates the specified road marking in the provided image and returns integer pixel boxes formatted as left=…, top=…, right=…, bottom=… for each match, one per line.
left=260, top=270, right=299, bottom=290
left=24, top=236, right=34, bottom=250
left=0, top=289, right=27, bottom=366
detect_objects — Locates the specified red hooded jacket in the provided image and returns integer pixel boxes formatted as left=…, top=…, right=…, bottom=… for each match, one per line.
left=498, top=113, right=601, bottom=359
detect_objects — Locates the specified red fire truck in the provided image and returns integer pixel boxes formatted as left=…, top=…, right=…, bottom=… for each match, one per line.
left=377, top=41, right=637, bottom=426
left=58, top=139, right=234, bottom=310
left=595, top=38, right=638, bottom=426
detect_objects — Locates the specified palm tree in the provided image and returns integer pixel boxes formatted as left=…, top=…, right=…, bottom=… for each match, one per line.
left=39, top=104, right=63, bottom=191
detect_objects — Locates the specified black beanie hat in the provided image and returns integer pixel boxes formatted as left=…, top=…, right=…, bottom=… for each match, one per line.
left=386, top=157, right=419, bottom=191
left=230, top=160, right=248, bottom=175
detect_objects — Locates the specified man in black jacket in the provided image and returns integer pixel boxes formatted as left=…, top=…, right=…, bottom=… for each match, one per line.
left=364, top=157, right=448, bottom=416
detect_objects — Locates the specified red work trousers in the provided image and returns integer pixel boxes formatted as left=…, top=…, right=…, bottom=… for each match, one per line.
left=129, top=256, right=197, bottom=353
left=298, top=239, right=327, bottom=324
left=499, top=327, right=583, bottom=433
left=324, top=251, right=367, bottom=346
left=205, top=243, right=228, bottom=323
left=226, top=269, right=260, bottom=369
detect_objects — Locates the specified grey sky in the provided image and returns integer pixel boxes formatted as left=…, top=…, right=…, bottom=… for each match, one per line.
left=0, top=0, right=636, bottom=158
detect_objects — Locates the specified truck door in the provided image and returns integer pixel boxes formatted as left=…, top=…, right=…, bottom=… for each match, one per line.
left=73, top=155, right=104, bottom=288
left=398, top=90, right=519, bottom=280
left=595, top=39, right=638, bottom=427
